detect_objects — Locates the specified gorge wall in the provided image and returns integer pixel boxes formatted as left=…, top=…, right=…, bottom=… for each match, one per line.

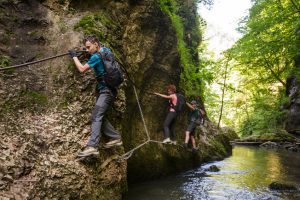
left=285, top=23, right=300, bottom=135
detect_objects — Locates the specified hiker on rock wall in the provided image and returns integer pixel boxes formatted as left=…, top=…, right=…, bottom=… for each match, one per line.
left=69, top=35, right=122, bottom=158
left=154, top=84, right=179, bottom=144
left=184, top=100, right=205, bottom=152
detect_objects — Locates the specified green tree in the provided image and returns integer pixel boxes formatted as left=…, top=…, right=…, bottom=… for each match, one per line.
left=224, top=0, right=300, bottom=136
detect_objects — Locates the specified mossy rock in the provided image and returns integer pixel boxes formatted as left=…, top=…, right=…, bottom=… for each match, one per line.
left=242, top=130, right=297, bottom=143
left=74, top=12, right=119, bottom=45
left=0, top=55, right=11, bottom=69
left=269, top=181, right=297, bottom=191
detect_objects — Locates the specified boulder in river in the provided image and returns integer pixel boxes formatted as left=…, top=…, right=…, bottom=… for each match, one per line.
left=269, top=181, right=297, bottom=191
left=260, top=141, right=278, bottom=149
left=207, top=165, right=220, bottom=172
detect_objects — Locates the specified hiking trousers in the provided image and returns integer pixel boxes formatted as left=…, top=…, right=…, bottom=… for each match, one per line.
left=163, top=111, right=177, bottom=140
left=87, top=90, right=120, bottom=147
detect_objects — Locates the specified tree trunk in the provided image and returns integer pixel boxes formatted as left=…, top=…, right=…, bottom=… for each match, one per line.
left=218, top=63, right=228, bottom=128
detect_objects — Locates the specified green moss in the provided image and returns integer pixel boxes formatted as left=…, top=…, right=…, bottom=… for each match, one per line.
left=242, top=130, right=297, bottom=142
left=159, top=0, right=204, bottom=97
left=74, top=13, right=115, bottom=43
left=1, top=90, right=49, bottom=115
left=209, top=138, right=227, bottom=156
left=23, top=91, right=48, bottom=106
left=127, top=132, right=233, bottom=183
left=1, top=102, right=14, bottom=114
left=58, top=0, right=65, bottom=5
left=27, top=31, right=39, bottom=37
left=75, top=15, right=104, bottom=41
left=0, top=55, right=11, bottom=68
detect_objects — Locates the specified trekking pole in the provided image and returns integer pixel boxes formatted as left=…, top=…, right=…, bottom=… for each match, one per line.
left=0, top=51, right=87, bottom=71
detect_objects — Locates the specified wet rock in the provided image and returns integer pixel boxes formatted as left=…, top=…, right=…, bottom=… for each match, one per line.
left=281, top=142, right=294, bottom=149
left=269, top=181, right=297, bottom=191
left=207, top=165, right=220, bottom=172
left=221, top=126, right=239, bottom=140
left=260, top=141, right=278, bottom=149
left=285, top=75, right=300, bottom=135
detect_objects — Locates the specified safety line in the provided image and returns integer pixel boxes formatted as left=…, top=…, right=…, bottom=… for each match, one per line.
left=108, top=84, right=184, bottom=162
left=0, top=50, right=88, bottom=71
left=119, top=142, right=148, bottom=160
left=0, top=53, right=69, bottom=71
left=118, top=139, right=181, bottom=161
left=132, top=85, right=150, bottom=140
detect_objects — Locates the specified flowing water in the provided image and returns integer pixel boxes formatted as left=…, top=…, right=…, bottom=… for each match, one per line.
left=124, top=146, right=300, bottom=200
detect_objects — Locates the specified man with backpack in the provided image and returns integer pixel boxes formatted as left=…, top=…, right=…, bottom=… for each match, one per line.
left=69, top=35, right=122, bottom=158
left=184, top=100, right=205, bottom=152
left=154, top=84, right=185, bottom=144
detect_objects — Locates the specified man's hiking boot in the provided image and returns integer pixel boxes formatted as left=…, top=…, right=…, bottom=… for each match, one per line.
left=103, top=139, right=123, bottom=148
left=77, top=146, right=99, bottom=157
left=162, top=138, right=171, bottom=144
left=183, top=143, right=188, bottom=149
left=171, top=140, right=177, bottom=145
left=192, top=147, right=198, bottom=153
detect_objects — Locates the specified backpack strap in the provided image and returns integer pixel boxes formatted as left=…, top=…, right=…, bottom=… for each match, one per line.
left=95, top=52, right=105, bottom=66
left=196, top=108, right=200, bottom=118
left=198, top=108, right=205, bottom=124
left=168, top=94, right=178, bottom=112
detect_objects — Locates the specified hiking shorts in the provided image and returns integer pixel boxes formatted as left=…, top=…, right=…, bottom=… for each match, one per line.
left=186, top=122, right=197, bottom=136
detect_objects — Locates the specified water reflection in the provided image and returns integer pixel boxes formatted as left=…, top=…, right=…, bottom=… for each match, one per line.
left=266, top=152, right=283, bottom=181
left=124, top=146, right=300, bottom=200
left=208, top=146, right=287, bottom=190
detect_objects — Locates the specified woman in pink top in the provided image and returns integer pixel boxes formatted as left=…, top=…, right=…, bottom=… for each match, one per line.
left=154, top=84, right=178, bottom=144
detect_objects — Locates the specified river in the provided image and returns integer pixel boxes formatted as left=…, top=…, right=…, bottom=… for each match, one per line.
left=124, top=146, right=300, bottom=200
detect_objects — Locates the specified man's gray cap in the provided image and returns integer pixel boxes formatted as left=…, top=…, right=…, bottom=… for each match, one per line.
left=191, top=100, right=197, bottom=105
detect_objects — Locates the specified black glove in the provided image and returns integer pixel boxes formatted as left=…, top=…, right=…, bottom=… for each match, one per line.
left=68, top=49, right=77, bottom=58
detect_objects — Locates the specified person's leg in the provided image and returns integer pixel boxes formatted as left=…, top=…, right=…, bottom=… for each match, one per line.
left=86, top=92, right=112, bottom=148
left=191, top=135, right=196, bottom=149
left=169, top=112, right=177, bottom=143
left=102, top=119, right=122, bottom=148
left=188, top=123, right=197, bottom=151
left=183, top=131, right=190, bottom=149
left=185, top=131, right=190, bottom=144
left=163, top=112, right=174, bottom=142
left=102, top=119, right=121, bottom=139
left=185, top=122, right=195, bottom=145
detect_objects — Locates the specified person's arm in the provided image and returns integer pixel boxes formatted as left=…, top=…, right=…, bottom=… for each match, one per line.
left=73, top=57, right=90, bottom=73
left=186, top=102, right=195, bottom=110
left=69, top=50, right=90, bottom=73
left=154, top=92, right=173, bottom=99
left=198, top=108, right=205, bottom=124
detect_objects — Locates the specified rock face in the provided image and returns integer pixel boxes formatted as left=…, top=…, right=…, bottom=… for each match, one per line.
left=127, top=121, right=235, bottom=183
left=0, top=0, right=235, bottom=199
left=285, top=75, right=300, bottom=135
left=285, top=25, right=300, bottom=135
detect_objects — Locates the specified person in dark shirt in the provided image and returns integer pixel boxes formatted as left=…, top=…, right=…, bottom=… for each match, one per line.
left=69, top=35, right=122, bottom=157
left=184, top=100, right=202, bottom=151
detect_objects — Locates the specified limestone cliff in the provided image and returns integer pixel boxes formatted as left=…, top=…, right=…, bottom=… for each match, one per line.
left=0, top=0, right=236, bottom=199
left=285, top=73, right=300, bottom=135
left=285, top=24, right=300, bottom=135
